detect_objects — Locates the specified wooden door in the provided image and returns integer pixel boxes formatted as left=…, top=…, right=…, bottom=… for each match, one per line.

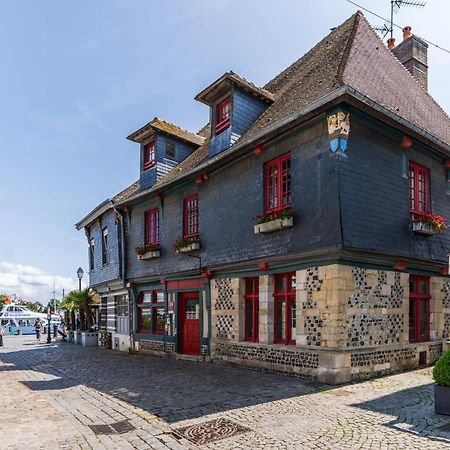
left=178, top=292, right=200, bottom=355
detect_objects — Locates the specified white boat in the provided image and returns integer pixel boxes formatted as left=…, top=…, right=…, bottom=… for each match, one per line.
left=0, top=303, right=60, bottom=335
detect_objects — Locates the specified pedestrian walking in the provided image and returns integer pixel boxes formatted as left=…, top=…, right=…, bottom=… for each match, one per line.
left=34, top=318, right=42, bottom=341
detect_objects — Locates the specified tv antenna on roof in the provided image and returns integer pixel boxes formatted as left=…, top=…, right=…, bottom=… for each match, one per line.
left=374, top=0, right=426, bottom=39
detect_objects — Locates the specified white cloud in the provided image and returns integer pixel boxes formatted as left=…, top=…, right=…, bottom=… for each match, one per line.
left=0, top=261, right=77, bottom=304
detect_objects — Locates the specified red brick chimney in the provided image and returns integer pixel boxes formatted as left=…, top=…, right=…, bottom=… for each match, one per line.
left=403, top=26, right=412, bottom=40
left=387, top=37, right=396, bottom=50
left=392, top=26, right=428, bottom=90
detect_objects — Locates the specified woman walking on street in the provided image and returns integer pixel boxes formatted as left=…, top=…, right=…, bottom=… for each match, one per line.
left=34, top=318, right=42, bottom=341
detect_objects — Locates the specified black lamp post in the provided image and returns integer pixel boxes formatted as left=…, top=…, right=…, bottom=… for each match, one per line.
left=77, top=267, right=84, bottom=291
left=47, top=301, right=52, bottom=344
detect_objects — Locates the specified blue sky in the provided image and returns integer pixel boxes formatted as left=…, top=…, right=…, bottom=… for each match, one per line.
left=0, top=0, right=449, bottom=302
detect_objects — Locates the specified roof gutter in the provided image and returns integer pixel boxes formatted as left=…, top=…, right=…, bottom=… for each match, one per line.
left=75, top=199, right=113, bottom=230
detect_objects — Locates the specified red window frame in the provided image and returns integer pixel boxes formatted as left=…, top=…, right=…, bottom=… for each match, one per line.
left=137, top=290, right=165, bottom=335
left=143, top=141, right=156, bottom=170
left=264, top=153, right=291, bottom=215
left=215, top=97, right=231, bottom=135
left=409, top=162, right=430, bottom=216
left=144, top=208, right=160, bottom=245
left=409, top=275, right=430, bottom=343
left=273, top=272, right=296, bottom=345
left=244, top=277, right=259, bottom=342
left=183, top=195, right=199, bottom=238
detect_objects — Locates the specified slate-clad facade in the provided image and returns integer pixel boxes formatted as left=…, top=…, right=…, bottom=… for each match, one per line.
left=77, top=11, right=450, bottom=383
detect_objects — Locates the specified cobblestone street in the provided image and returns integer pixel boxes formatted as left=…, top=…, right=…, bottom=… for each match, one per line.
left=1, top=336, right=450, bottom=449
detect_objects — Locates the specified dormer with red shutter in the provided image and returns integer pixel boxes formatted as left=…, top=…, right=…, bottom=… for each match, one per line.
left=127, top=118, right=204, bottom=191
left=195, top=71, right=274, bottom=157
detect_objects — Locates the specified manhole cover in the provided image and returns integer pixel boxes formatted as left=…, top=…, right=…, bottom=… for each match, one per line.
left=174, top=418, right=249, bottom=445
left=88, top=420, right=136, bottom=435
left=111, top=420, right=136, bottom=434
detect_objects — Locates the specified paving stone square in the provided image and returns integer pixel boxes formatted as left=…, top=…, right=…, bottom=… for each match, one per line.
left=1, top=335, right=450, bottom=449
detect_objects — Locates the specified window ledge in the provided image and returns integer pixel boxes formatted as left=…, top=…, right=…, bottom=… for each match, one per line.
left=254, top=217, right=293, bottom=234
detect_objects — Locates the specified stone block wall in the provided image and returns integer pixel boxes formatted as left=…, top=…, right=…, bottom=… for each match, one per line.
left=296, top=265, right=345, bottom=348
left=139, top=339, right=175, bottom=355
left=210, top=265, right=449, bottom=384
left=213, top=342, right=319, bottom=378
left=211, top=278, right=240, bottom=341
left=345, top=268, right=408, bottom=347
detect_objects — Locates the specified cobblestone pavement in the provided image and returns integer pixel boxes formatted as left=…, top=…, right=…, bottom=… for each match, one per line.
left=1, top=336, right=450, bottom=449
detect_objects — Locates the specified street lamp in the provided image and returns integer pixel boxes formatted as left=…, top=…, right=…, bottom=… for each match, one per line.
left=47, top=301, right=52, bottom=344
left=77, top=267, right=84, bottom=291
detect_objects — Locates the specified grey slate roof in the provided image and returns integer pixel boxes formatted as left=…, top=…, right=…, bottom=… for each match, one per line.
left=127, top=117, right=205, bottom=146
left=117, top=11, right=450, bottom=206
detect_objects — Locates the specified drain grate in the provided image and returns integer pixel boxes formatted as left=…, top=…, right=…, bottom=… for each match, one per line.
left=88, top=420, right=136, bottom=435
left=174, top=418, right=249, bottom=445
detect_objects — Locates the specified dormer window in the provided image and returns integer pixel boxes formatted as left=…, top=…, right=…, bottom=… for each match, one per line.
left=215, top=97, right=231, bottom=135
left=166, top=141, right=175, bottom=159
left=143, top=141, right=156, bottom=170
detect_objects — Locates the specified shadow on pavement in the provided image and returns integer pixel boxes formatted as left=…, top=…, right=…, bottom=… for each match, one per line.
left=352, top=383, right=450, bottom=444
left=0, top=336, right=328, bottom=423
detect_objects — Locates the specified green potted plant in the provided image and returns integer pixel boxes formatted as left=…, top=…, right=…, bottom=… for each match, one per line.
left=432, top=350, right=450, bottom=415
left=254, top=208, right=294, bottom=234
left=135, top=243, right=161, bottom=260
left=174, top=236, right=200, bottom=253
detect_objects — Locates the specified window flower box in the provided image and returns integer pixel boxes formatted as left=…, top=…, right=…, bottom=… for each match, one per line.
left=412, top=221, right=437, bottom=235
left=138, top=250, right=161, bottom=260
left=412, top=213, right=447, bottom=236
left=135, top=244, right=161, bottom=260
left=174, top=237, right=200, bottom=253
left=254, top=209, right=293, bottom=234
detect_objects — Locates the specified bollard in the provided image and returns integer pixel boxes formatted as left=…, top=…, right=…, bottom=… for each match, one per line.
left=53, top=324, right=58, bottom=338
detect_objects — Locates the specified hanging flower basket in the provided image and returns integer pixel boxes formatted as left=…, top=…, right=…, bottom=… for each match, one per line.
left=174, top=237, right=200, bottom=253
left=135, top=244, right=161, bottom=260
left=412, top=213, right=447, bottom=236
left=254, top=209, right=293, bottom=234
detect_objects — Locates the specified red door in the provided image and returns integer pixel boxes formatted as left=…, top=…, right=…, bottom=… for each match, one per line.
left=179, top=292, right=200, bottom=355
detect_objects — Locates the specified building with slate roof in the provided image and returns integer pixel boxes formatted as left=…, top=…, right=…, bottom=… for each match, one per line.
left=76, top=11, right=450, bottom=383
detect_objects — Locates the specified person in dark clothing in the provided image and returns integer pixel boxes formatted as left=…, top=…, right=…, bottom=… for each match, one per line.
left=34, top=318, right=42, bottom=340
